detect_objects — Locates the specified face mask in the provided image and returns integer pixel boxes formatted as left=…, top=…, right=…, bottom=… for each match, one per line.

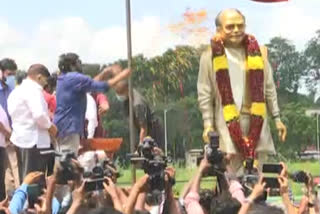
left=116, top=94, right=128, bottom=102
left=6, top=75, right=16, bottom=89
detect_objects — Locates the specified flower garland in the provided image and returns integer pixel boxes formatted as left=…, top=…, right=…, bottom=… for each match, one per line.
left=211, top=34, right=266, bottom=159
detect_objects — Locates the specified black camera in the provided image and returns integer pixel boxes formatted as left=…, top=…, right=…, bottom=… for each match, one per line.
left=290, top=171, right=309, bottom=184
left=83, top=158, right=119, bottom=192
left=39, top=150, right=79, bottom=184
left=205, top=132, right=224, bottom=165
left=130, top=137, right=174, bottom=196
left=197, top=131, right=225, bottom=176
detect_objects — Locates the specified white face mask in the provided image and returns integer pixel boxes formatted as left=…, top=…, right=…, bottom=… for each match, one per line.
left=116, top=94, right=128, bottom=102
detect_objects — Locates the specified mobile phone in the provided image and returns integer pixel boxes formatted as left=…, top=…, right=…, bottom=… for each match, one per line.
left=262, top=164, right=283, bottom=174
left=263, top=177, right=280, bottom=189
left=84, top=178, right=108, bottom=192
left=38, top=174, right=47, bottom=189
left=27, top=184, right=43, bottom=208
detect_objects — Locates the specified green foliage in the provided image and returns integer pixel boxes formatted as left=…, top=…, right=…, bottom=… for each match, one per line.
left=83, top=33, right=320, bottom=160
left=270, top=102, right=316, bottom=158
left=304, top=30, right=320, bottom=94
left=266, top=37, right=305, bottom=94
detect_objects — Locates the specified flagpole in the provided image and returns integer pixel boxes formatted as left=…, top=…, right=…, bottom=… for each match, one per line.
left=125, top=0, right=136, bottom=184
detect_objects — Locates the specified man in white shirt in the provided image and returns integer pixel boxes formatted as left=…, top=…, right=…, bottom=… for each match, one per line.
left=8, top=64, right=57, bottom=180
left=85, top=93, right=98, bottom=139
left=0, top=105, right=11, bottom=201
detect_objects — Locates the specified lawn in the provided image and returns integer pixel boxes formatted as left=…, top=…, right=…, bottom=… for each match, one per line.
left=116, top=160, right=320, bottom=198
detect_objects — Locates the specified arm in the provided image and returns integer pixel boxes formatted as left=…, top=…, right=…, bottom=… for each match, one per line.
left=263, top=49, right=287, bottom=142
left=164, top=167, right=180, bottom=214
left=180, top=176, right=195, bottom=199
left=45, top=176, right=57, bottom=214
left=183, top=158, right=210, bottom=214
left=94, top=65, right=132, bottom=88
left=189, top=154, right=210, bottom=194
left=85, top=94, right=98, bottom=138
left=0, top=107, right=10, bottom=138
left=96, top=93, right=110, bottom=116
left=134, top=192, right=146, bottom=211
left=103, top=178, right=123, bottom=213
left=9, top=172, right=44, bottom=214
left=134, top=104, right=149, bottom=144
left=278, top=162, right=296, bottom=214
left=238, top=177, right=266, bottom=214
left=66, top=182, right=85, bottom=214
left=124, top=174, right=149, bottom=214
left=0, top=122, right=11, bottom=139
left=278, top=176, right=296, bottom=214
left=197, top=50, right=216, bottom=143
left=139, top=124, right=148, bottom=144
left=9, top=184, right=28, bottom=214
left=197, top=50, right=215, bottom=129
left=26, top=90, right=52, bottom=130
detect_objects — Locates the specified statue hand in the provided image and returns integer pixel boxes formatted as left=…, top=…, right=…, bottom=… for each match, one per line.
left=202, top=126, right=214, bottom=143
left=276, top=120, right=287, bottom=142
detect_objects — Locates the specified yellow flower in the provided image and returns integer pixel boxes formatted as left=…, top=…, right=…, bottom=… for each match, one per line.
left=213, top=55, right=228, bottom=72
left=251, top=102, right=266, bottom=118
left=247, top=56, right=264, bottom=70
left=223, top=104, right=239, bottom=122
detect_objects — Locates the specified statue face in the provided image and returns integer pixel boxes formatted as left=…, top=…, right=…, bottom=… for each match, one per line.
left=218, top=11, right=246, bottom=47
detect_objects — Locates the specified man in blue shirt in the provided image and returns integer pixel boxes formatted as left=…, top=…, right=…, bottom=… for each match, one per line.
left=54, top=53, right=131, bottom=156
left=0, top=58, right=18, bottom=200
left=0, top=58, right=17, bottom=120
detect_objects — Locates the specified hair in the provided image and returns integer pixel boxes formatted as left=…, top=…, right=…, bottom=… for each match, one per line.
left=58, top=53, right=80, bottom=73
left=16, top=71, right=27, bottom=85
left=0, top=58, right=17, bottom=72
left=27, top=64, right=50, bottom=78
left=215, top=9, right=246, bottom=27
left=44, top=72, right=57, bottom=90
left=77, top=207, right=123, bottom=214
left=210, top=192, right=241, bottom=214
left=133, top=211, right=150, bottom=214
left=247, top=203, right=285, bottom=214
left=199, top=189, right=215, bottom=212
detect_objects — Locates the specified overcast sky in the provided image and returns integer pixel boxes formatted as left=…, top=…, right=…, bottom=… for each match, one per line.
left=0, top=0, right=319, bottom=73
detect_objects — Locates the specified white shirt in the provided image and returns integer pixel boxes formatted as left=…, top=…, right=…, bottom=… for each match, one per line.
left=225, top=47, right=246, bottom=111
left=8, top=78, right=52, bottom=149
left=85, top=93, right=98, bottom=139
left=0, top=105, right=10, bottom=147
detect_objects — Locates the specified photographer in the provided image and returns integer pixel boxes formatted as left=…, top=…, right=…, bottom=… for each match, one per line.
left=9, top=171, right=60, bottom=214
left=183, top=156, right=214, bottom=214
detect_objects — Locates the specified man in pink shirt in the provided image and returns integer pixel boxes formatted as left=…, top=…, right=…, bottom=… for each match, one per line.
left=43, top=74, right=57, bottom=120
left=91, top=92, right=109, bottom=138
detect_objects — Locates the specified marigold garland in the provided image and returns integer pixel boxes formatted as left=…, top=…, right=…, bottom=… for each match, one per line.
left=211, top=34, right=266, bottom=159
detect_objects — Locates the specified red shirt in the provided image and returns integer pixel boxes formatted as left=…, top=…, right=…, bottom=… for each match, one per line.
left=43, top=90, right=56, bottom=120
left=92, top=93, right=109, bottom=138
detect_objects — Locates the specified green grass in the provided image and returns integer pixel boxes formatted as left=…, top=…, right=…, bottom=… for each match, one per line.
left=116, top=161, right=320, bottom=198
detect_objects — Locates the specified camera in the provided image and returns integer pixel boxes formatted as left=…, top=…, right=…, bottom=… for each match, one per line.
left=197, top=131, right=225, bottom=176
left=290, top=171, right=309, bottom=184
left=130, top=137, right=174, bottom=195
left=83, top=158, right=119, bottom=192
left=40, top=150, right=80, bottom=184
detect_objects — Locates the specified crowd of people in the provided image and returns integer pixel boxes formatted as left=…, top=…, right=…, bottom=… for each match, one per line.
left=0, top=7, right=319, bottom=214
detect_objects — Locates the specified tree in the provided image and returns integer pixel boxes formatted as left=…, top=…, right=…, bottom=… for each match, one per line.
left=304, top=30, right=320, bottom=94
left=270, top=102, right=316, bottom=158
left=266, top=37, right=305, bottom=94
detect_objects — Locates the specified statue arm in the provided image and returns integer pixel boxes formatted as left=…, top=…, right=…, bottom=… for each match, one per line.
left=197, top=50, right=216, bottom=128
